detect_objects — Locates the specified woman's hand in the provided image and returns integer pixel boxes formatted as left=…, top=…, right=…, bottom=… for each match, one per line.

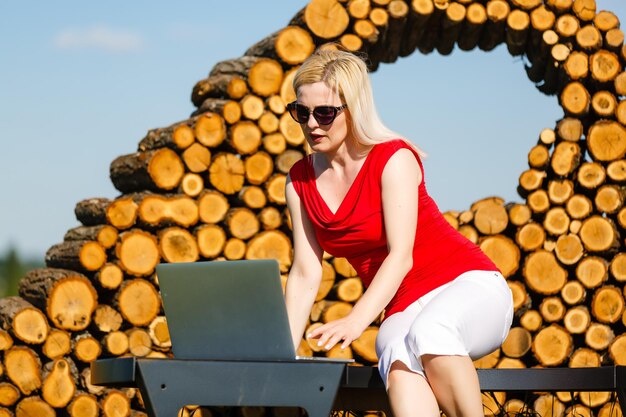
left=307, top=315, right=367, bottom=350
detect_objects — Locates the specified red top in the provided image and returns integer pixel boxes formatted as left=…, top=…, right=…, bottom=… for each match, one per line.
left=289, top=139, right=499, bottom=319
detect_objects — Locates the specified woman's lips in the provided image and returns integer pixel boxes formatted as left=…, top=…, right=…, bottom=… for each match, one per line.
left=310, top=134, right=324, bottom=142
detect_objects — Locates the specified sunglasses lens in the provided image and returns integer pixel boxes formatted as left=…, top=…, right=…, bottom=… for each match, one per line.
left=313, top=106, right=336, bottom=125
left=295, top=104, right=310, bottom=124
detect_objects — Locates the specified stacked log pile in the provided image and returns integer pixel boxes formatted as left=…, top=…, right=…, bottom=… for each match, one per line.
left=0, top=0, right=625, bottom=416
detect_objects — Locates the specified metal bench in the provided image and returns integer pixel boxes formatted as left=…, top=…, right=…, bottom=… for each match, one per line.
left=91, top=358, right=626, bottom=417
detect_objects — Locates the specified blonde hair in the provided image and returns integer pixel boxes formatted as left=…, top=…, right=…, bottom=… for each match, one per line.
left=293, top=48, right=426, bottom=157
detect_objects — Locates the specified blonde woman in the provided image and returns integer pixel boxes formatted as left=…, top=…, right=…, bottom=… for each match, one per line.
left=284, top=48, right=513, bottom=417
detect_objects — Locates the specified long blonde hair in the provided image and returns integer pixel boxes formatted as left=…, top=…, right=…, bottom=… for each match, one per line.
left=293, top=48, right=426, bottom=157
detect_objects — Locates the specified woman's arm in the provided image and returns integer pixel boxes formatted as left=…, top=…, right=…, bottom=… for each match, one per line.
left=308, top=148, right=422, bottom=350
left=285, top=175, right=324, bottom=350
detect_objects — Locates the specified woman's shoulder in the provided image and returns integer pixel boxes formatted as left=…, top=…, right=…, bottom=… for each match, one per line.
left=288, top=154, right=313, bottom=182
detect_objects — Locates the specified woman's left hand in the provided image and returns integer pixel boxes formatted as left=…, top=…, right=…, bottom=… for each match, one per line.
left=307, top=315, right=366, bottom=350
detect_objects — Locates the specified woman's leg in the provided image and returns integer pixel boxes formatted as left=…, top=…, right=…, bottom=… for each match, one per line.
left=386, top=361, right=440, bottom=417
left=421, top=354, right=483, bottom=417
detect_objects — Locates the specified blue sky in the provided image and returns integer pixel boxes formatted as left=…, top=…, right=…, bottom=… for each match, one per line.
left=1, top=1, right=625, bottom=259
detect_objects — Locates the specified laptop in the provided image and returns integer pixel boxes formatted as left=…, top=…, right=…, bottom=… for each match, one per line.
left=156, top=259, right=353, bottom=363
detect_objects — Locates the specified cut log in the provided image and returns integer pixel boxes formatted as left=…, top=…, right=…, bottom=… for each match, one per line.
left=110, top=148, right=184, bottom=193
left=608, top=334, right=626, bottom=365
left=74, top=197, right=110, bottom=226
left=42, top=329, right=71, bottom=360
left=279, top=113, right=305, bottom=146
left=340, top=33, right=364, bottom=52
left=106, top=197, right=138, bottom=230
left=229, top=121, right=262, bottom=155
left=266, top=174, right=287, bottom=205
left=248, top=26, right=315, bottom=66
left=72, top=332, right=101, bottom=363
left=41, top=358, right=76, bottom=408
left=159, top=227, right=199, bottom=263
left=610, top=252, right=626, bottom=282
left=436, top=2, right=466, bottom=56
left=194, top=113, right=226, bottom=148
left=148, top=316, right=171, bottom=349
left=226, top=208, right=261, bottom=240
left=579, top=392, right=612, bottom=408
left=585, top=322, right=615, bottom=350
left=572, top=0, right=595, bottom=21
left=532, top=324, right=572, bottom=366
left=239, top=186, right=267, bottom=209
left=500, top=327, right=532, bottom=358
left=523, top=250, right=567, bottom=295
left=4, top=347, right=42, bottom=395
left=505, top=10, right=530, bottom=56
left=561, top=279, right=586, bottom=305
left=551, top=141, right=581, bottom=176
left=473, top=348, right=500, bottom=369
left=19, top=268, right=97, bottom=331
left=196, top=224, right=227, bottom=259
left=516, top=222, right=545, bottom=252
left=479, top=0, right=510, bottom=52
left=0, top=297, right=48, bottom=345
left=137, top=125, right=195, bottom=152
left=518, top=169, right=546, bottom=195
left=224, top=238, right=247, bottom=260
left=333, top=257, right=358, bottom=278
left=534, top=395, right=565, bottom=417
left=564, top=51, right=589, bottom=80
left=92, top=304, right=123, bottom=333
left=520, top=310, right=543, bottom=331
left=259, top=207, right=282, bottom=230
left=483, top=391, right=507, bottom=417
left=590, top=50, right=621, bottom=83
left=127, top=327, right=152, bottom=357
left=479, top=235, right=520, bottom=278
left=115, top=230, right=160, bottom=276
left=595, top=185, right=624, bottom=214
left=598, top=402, right=623, bottom=417
left=0, top=329, right=12, bottom=351
left=102, top=331, right=129, bottom=356
left=607, top=160, right=626, bottom=182
left=539, top=296, right=566, bottom=322
left=576, top=255, right=609, bottom=289
left=544, top=207, right=570, bottom=236
left=116, top=279, right=160, bottom=327
left=508, top=281, right=531, bottom=313
left=588, top=121, right=626, bottom=162
left=209, top=153, right=245, bottom=195
left=548, top=180, right=574, bottom=204
left=591, top=285, right=625, bottom=323
left=577, top=162, right=606, bottom=189
left=15, top=396, right=55, bottom=417
left=321, top=301, right=352, bottom=323
left=45, top=241, right=106, bottom=273
left=195, top=99, right=242, bottom=125
left=247, top=59, right=283, bottom=97
left=67, top=393, right=99, bottom=417
left=101, top=390, right=131, bottom=417
left=528, top=144, right=550, bottom=169
left=182, top=143, right=211, bottom=174
left=80, top=368, right=105, bottom=396
left=566, top=194, right=593, bottom=219
left=0, top=383, right=19, bottom=407
left=198, top=190, right=229, bottom=224
left=258, top=111, right=279, bottom=134
left=556, top=14, right=580, bottom=39
left=243, top=152, right=274, bottom=188
left=246, top=231, right=293, bottom=273
left=528, top=190, right=550, bottom=213
left=457, top=2, right=487, bottom=51
left=95, top=263, right=124, bottom=290
left=561, top=82, right=590, bottom=115
left=594, top=10, right=619, bottom=31
left=332, top=278, right=363, bottom=302
left=570, top=346, right=600, bottom=367
left=64, top=225, right=118, bottom=250
left=191, top=75, right=248, bottom=107
left=579, top=215, right=619, bottom=252
left=592, top=91, right=617, bottom=117
left=507, top=203, right=531, bottom=226
left=352, top=326, right=378, bottom=363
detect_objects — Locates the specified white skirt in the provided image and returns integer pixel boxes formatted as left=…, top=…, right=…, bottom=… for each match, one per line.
left=375, top=270, right=514, bottom=388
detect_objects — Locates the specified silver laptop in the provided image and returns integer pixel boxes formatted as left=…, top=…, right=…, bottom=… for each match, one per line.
left=156, top=259, right=353, bottom=363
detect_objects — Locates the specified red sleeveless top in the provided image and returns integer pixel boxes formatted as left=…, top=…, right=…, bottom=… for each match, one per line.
left=289, top=139, right=498, bottom=319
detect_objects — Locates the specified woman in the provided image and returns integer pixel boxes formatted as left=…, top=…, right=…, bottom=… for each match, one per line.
left=284, top=48, right=513, bottom=417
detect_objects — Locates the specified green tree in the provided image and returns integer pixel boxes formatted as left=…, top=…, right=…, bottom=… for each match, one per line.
left=0, top=246, right=44, bottom=297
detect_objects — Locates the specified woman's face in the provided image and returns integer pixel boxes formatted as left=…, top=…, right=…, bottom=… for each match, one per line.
left=295, top=81, right=350, bottom=154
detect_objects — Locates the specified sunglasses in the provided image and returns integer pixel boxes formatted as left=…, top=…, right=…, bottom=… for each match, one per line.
left=287, top=102, right=348, bottom=125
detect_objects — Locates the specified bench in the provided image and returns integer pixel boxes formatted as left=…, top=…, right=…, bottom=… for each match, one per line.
left=91, top=358, right=626, bottom=417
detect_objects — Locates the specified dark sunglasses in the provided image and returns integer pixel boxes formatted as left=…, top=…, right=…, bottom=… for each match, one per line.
left=287, top=102, right=348, bottom=125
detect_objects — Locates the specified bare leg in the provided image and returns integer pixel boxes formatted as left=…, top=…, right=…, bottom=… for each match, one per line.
left=386, top=361, right=440, bottom=417
left=422, top=354, right=483, bottom=417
